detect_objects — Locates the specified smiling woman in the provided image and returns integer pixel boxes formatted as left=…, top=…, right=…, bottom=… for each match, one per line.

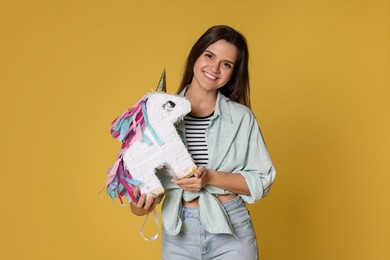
left=185, top=40, right=239, bottom=117
left=129, top=25, right=276, bottom=260
left=1, top=1, right=389, bottom=259
left=191, top=40, right=238, bottom=94
left=179, top=25, right=251, bottom=108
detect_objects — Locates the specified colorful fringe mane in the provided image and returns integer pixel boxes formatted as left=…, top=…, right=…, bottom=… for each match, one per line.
left=110, top=95, right=150, bottom=149
left=106, top=94, right=150, bottom=204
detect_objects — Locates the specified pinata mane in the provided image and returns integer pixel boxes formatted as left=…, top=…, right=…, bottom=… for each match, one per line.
left=110, top=93, right=151, bottom=149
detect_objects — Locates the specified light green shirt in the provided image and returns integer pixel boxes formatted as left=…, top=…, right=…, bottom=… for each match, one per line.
left=159, top=89, right=276, bottom=237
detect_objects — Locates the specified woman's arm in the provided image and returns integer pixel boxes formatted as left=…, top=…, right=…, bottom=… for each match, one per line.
left=172, top=166, right=250, bottom=195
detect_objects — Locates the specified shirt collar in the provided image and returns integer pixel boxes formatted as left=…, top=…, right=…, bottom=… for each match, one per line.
left=179, top=85, right=233, bottom=124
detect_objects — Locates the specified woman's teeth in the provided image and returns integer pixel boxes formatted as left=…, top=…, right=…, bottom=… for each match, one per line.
left=204, top=72, right=216, bottom=80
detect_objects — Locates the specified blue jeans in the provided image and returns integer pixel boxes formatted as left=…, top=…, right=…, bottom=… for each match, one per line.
left=162, top=196, right=259, bottom=260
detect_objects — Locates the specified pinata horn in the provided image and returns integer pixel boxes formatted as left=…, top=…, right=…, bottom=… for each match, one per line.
left=156, top=68, right=166, bottom=92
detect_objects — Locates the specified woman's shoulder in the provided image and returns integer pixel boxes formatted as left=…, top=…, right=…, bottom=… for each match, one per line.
left=222, top=95, right=254, bottom=117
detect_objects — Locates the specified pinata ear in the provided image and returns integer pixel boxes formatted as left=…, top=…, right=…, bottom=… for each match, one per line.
left=156, top=68, right=166, bottom=92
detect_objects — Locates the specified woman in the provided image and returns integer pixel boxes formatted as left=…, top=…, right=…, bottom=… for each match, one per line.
left=131, top=25, right=276, bottom=259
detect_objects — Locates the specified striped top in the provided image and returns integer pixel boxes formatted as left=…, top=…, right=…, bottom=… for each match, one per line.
left=184, top=113, right=213, bottom=166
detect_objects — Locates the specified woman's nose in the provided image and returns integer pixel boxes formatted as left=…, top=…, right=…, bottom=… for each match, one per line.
left=210, top=60, right=221, bottom=73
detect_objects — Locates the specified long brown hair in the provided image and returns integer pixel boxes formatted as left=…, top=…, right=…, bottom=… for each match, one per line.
left=178, top=25, right=251, bottom=107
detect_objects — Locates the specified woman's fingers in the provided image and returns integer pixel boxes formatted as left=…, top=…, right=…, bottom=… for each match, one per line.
left=149, top=197, right=158, bottom=211
left=130, top=191, right=158, bottom=216
left=136, top=193, right=147, bottom=207
left=172, top=178, right=200, bottom=192
left=172, top=167, right=209, bottom=192
left=143, top=195, right=156, bottom=210
left=195, top=166, right=206, bottom=178
left=131, top=186, right=141, bottom=203
left=134, top=192, right=156, bottom=209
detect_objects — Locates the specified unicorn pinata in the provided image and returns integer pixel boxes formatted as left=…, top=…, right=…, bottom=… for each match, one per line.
left=106, top=70, right=197, bottom=204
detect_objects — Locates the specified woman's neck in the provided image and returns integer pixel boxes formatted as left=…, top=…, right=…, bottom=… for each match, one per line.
left=185, top=84, right=217, bottom=117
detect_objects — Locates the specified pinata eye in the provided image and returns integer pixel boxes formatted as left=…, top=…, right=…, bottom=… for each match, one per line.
left=163, top=101, right=176, bottom=111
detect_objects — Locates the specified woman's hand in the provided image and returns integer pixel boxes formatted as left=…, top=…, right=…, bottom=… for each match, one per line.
left=173, top=167, right=251, bottom=195
left=172, top=166, right=212, bottom=192
left=130, top=186, right=158, bottom=216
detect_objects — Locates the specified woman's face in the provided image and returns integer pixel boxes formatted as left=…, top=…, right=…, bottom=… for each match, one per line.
left=191, top=39, right=238, bottom=93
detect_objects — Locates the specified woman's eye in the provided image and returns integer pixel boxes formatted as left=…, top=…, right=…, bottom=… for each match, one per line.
left=224, top=62, right=232, bottom=69
left=205, top=53, right=212, bottom=59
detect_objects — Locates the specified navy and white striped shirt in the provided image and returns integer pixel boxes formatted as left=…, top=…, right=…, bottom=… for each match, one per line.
left=184, top=113, right=213, bottom=167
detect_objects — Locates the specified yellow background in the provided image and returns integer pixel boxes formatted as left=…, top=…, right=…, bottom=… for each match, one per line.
left=1, top=1, right=389, bottom=259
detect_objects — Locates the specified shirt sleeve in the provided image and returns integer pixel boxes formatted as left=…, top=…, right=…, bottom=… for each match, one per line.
left=237, top=111, right=276, bottom=203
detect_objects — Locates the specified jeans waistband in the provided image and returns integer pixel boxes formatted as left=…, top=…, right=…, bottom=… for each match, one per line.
left=221, top=195, right=245, bottom=212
